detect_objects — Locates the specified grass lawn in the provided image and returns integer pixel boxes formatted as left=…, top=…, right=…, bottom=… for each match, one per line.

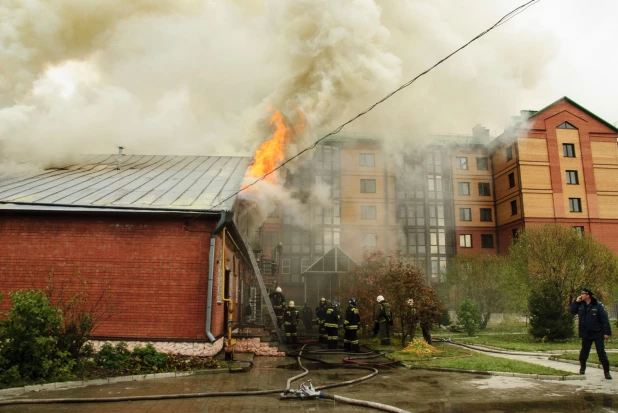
left=549, top=352, right=618, bottom=367
left=386, top=343, right=574, bottom=376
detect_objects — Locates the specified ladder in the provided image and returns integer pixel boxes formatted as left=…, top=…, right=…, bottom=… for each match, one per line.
left=238, top=231, right=284, bottom=342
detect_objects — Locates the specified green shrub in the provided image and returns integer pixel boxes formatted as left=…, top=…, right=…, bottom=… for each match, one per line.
left=0, top=290, right=75, bottom=385
left=439, top=308, right=452, bottom=326
left=457, top=298, right=482, bottom=336
left=528, top=281, right=575, bottom=341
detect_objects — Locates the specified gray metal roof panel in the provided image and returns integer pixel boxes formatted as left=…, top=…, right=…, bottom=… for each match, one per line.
left=0, top=154, right=253, bottom=212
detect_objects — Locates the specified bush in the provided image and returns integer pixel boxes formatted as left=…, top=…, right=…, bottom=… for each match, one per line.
left=0, top=290, right=75, bottom=385
left=457, top=299, right=482, bottom=336
left=439, top=308, right=452, bottom=326
left=528, top=281, right=575, bottom=341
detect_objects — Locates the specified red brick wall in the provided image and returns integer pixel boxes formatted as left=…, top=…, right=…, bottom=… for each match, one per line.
left=0, top=212, right=233, bottom=340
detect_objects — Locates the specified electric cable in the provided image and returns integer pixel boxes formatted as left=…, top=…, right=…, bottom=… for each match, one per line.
left=185, top=0, right=541, bottom=224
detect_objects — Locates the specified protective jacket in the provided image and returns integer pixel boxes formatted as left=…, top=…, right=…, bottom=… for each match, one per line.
left=569, top=297, right=612, bottom=340
left=283, top=306, right=300, bottom=326
left=269, top=291, right=286, bottom=309
left=344, top=306, right=360, bottom=330
left=324, top=305, right=340, bottom=328
left=374, top=301, right=393, bottom=325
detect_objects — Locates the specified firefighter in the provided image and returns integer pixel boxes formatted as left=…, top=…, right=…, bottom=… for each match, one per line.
left=302, top=303, right=313, bottom=333
left=268, top=286, right=286, bottom=328
left=374, top=295, right=393, bottom=345
left=316, top=297, right=328, bottom=344
left=344, top=297, right=361, bottom=352
left=325, top=300, right=341, bottom=349
left=283, top=301, right=300, bottom=344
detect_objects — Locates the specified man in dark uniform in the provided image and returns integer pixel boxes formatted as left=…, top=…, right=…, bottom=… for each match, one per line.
left=569, top=287, right=612, bottom=380
left=324, top=300, right=340, bottom=349
left=268, top=287, right=285, bottom=328
left=283, top=301, right=300, bottom=344
left=344, top=297, right=360, bottom=352
left=374, top=295, right=392, bottom=345
left=316, top=297, right=328, bottom=344
left=302, top=303, right=313, bottom=334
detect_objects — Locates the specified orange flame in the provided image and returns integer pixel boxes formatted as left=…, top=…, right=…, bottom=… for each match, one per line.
left=247, top=108, right=303, bottom=184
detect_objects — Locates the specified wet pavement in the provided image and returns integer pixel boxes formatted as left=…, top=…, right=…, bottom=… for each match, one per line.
left=1, top=342, right=617, bottom=413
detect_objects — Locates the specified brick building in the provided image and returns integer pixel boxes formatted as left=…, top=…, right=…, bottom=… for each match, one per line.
left=258, top=97, right=618, bottom=305
left=0, top=154, right=263, bottom=355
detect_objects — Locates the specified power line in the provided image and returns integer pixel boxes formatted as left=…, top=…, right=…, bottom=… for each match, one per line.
left=190, top=0, right=541, bottom=221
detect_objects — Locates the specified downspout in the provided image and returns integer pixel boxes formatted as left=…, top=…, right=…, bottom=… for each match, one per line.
left=383, top=154, right=390, bottom=253
left=222, top=227, right=236, bottom=360
left=206, top=213, right=226, bottom=343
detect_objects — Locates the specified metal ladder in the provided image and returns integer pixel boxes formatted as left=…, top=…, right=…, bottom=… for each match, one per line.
left=238, top=231, right=284, bottom=343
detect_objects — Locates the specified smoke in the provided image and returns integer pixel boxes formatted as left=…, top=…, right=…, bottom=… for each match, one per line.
left=0, top=0, right=557, bottom=169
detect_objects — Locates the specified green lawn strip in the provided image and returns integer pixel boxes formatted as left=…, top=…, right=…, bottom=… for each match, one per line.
left=549, top=352, right=618, bottom=367
left=388, top=343, right=574, bottom=376
left=446, top=334, right=618, bottom=352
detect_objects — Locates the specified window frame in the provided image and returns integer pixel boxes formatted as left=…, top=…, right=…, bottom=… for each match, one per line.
left=566, top=170, right=579, bottom=185
left=481, top=234, right=494, bottom=248
left=506, top=146, right=513, bottom=161
left=456, top=156, right=468, bottom=170
left=459, top=208, right=472, bottom=221
left=508, top=173, right=515, bottom=188
left=563, top=143, right=576, bottom=158
left=476, top=157, right=489, bottom=171
left=569, top=197, right=582, bottom=213
left=510, top=199, right=518, bottom=216
left=359, top=153, right=376, bottom=167
left=458, top=182, right=470, bottom=196
left=362, top=233, right=378, bottom=248
left=361, top=205, right=377, bottom=220
left=360, top=178, right=377, bottom=193
left=480, top=208, right=492, bottom=222
left=459, top=234, right=472, bottom=248
left=478, top=182, right=491, bottom=196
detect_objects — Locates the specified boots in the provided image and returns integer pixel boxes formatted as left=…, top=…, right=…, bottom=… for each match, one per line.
left=601, top=360, right=613, bottom=380
left=579, top=360, right=586, bottom=375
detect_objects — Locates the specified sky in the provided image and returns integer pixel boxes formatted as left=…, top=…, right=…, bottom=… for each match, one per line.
left=0, top=0, right=616, bottom=168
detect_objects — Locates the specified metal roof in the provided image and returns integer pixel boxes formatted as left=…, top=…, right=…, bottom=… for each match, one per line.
left=0, top=155, right=252, bottom=212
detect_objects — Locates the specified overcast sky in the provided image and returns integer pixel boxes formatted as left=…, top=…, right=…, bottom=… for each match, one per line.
left=507, top=0, right=617, bottom=126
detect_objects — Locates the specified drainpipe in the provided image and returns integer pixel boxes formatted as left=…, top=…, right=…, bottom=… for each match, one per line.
left=206, top=213, right=227, bottom=343
left=222, top=227, right=236, bottom=360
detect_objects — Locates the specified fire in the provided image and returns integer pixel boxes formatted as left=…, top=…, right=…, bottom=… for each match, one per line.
left=247, top=108, right=305, bottom=184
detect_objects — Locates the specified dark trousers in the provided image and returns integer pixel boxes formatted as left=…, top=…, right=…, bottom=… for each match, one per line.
left=580, top=337, right=609, bottom=363
left=379, top=321, right=390, bottom=345
left=344, top=328, right=359, bottom=351
left=319, top=322, right=328, bottom=343
left=285, top=324, right=298, bottom=344
left=326, top=326, right=338, bottom=349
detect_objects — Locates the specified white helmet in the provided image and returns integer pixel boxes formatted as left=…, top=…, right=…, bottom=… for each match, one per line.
left=276, top=287, right=282, bottom=293
left=377, top=295, right=385, bottom=303
left=288, top=300, right=295, bottom=307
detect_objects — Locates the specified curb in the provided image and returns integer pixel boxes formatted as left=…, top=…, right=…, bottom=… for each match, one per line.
left=548, top=356, right=618, bottom=372
left=0, top=369, right=228, bottom=399
left=404, top=365, right=584, bottom=381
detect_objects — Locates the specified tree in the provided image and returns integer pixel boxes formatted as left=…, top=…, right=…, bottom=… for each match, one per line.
left=528, top=280, right=574, bottom=340
left=343, top=251, right=443, bottom=346
left=510, top=224, right=618, bottom=305
left=456, top=298, right=482, bottom=336
left=445, top=254, right=525, bottom=329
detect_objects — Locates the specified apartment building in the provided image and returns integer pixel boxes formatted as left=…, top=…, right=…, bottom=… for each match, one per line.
left=257, top=97, right=618, bottom=304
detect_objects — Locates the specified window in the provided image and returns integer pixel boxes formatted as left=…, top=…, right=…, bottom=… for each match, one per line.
left=563, top=143, right=575, bottom=157
left=511, top=200, right=518, bottom=215
left=264, top=231, right=278, bottom=246
left=506, top=146, right=513, bottom=161
left=480, top=208, right=492, bottom=222
left=458, top=182, right=470, bottom=195
left=281, top=259, right=291, bottom=274
left=512, top=228, right=519, bottom=240
left=508, top=173, right=515, bottom=188
left=361, top=205, right=377, bottom=219
left=557, top=122, right=577, bottom=129
left=459, top=208, right=472, bottom=221
left=456, top=156, right=468, bottom=170
left=459, top=234, right=472, bottom=248
left=359, top=153, right=375, bottom=167
left=573, top=226, right=585, bottom=235
left=360, top=179, right=376, bottom=193
left=566, top=170, right=579, bottom=185
left=569, top=198, right=582, bottom=212
left=429, top=229, right=446, bottom=254
left=481, top=234, right=494, bottom=248
left=407, top=230, right=426, bottom=255
left=363, top=233, right=377, bottom=248
left=477, top=157, right=489, bottom=170
left=478, top=182, right=491, bottom=196
left=301, top=257, right=311, bottom=273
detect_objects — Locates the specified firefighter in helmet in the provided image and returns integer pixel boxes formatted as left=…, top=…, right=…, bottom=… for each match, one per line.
left=316, top=297, right=328, bottom=344
left=374, top=295, right=393, bottom=345
left=269, top=286, right=286, bottom=328
left=283, top=300, right=300, bottom=344
left=344, top=297, right=360, bottom=352
left=324, top=300, right=341, bottom=349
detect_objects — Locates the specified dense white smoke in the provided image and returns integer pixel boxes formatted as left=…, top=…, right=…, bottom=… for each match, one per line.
left=0, top=0, right=558, bottom=170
